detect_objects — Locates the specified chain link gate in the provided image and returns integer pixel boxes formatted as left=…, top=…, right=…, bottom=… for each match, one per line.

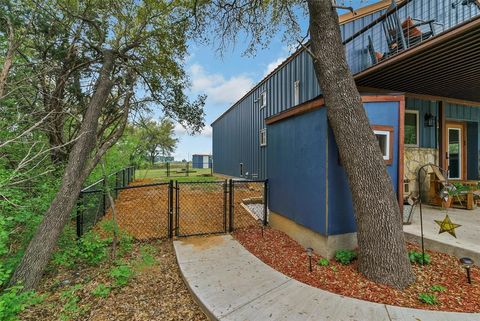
left=78, top=171, right=268, bottom=240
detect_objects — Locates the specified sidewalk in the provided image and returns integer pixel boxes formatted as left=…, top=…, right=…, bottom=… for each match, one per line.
left=174, top=235, right=480, bottom=321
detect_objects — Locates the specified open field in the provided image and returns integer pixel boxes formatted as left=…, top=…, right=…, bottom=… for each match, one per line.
left=136, top=167, right=215, bottom=182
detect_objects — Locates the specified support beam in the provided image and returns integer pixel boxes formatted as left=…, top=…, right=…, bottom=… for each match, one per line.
left=438, top=101, right=446, bottom=170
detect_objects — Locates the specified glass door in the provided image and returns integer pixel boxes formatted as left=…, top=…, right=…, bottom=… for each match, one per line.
left=446, top=123, right=464, bottom=180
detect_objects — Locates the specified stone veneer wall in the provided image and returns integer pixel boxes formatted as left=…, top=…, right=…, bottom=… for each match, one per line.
left=404, top=147, right=438, bottom=199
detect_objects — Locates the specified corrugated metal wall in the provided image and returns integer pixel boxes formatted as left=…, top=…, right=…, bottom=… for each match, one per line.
left=212, top=7, right=388, bottom=178
left=212, top=0, right=480, bottom=179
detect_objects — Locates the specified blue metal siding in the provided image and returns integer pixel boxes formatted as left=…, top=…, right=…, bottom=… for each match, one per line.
left=405, top=97, right=439, bottom=148
left=328, top=101, right=400, bottom=235
left=267, top=108, right=328, bottom=235
left=212, top=0, right=479, bottom=179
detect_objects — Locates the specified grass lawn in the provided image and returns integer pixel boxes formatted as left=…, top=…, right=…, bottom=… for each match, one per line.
left=135, top=168, right=219, bottom=182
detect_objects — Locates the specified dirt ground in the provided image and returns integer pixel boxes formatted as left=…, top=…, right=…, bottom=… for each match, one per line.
left=21, top=241, right=208, bottom=321
left=101, top=178, right=262, bottom=240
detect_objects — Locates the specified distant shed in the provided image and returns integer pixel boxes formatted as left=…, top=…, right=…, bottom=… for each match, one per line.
left=192, top=154, right=212, bottom=169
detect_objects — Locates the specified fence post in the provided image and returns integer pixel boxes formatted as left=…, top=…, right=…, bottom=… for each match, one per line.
left=167, top=162, right=170, bottom=177
left=168, top=180, right=174, bottom=238
left=175, top=180, right=179, bottom=236
left=228, top=179, right=234, bottom=232
left=263, top=179, right=268, bottom=226
left=223, top=179, right=227, bottom=232
left=186, top=162, right=189, bottom=177
left=123, top=168, right=126, bottom=187
left=103, top=178, right=107, bottom=216
left=76, top=193, right=84, bottom=238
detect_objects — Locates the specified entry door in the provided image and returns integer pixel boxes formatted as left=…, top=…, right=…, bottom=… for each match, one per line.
left=446, top=123, right=466, bottom=180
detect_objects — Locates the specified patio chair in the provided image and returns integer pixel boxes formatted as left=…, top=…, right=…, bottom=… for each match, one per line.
left=382, top=3, right=437, bottom=56
left=367, top=35, right=385, bottom=65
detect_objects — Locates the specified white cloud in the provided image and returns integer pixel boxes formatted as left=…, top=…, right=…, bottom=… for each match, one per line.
left=189, top=64, right=254, bottom=105
left=174, top=122, right=212, bottom=138
left=263, top=56, right=286, bottom=77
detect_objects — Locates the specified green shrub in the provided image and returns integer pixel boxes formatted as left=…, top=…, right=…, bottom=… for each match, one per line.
left=91, top=284, right=111, bottom=298
left=53, top=229, right=109, bottom=268
left=430, top=285, right=447, bottom=292
left=0, top=286, right=43, bottom=321
left=60, top=285, right=86, bottom=321
left=334, top=249, right=357, bottom=265
left=317, top=258, right=329, bottom=267
left=408, top=251, right=431, bottom=265
left=78, top=231, right=109, bottom=265
left=110, top=265, right=134, bottom=287
left=138, top=245, right=157, bottom=267
left=418, top=293, right=438, bottom=305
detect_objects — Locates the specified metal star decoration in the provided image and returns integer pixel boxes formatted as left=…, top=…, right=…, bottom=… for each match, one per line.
left=435, top=214, right=461, bottom=238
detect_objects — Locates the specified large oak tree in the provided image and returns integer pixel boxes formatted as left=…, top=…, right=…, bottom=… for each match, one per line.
left=201, top=0, right=414, bottom=288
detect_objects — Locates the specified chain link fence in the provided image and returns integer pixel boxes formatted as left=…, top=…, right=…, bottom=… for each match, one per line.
left=77, top=170, right=268, bottom=240
left=137, top=161, right=213, bottom=178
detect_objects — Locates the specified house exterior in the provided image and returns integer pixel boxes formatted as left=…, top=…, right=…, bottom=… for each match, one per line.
left=211, top=0, right=480, bottom=257
left=192, top=154, right=212, bottom=169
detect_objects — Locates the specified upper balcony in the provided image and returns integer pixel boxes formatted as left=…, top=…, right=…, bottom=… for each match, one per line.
left=344, top=0, right=480, bottom=102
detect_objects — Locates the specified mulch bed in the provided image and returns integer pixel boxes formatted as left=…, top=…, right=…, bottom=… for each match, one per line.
left=21, top=241, right=208, bottom=321
left=234, top=227, right=480, bottom=312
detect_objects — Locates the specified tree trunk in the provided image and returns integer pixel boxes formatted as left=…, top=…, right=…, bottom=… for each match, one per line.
left=0, top=17, right=19, bottom=99
left=9, top=51, right=115, bottom=290
left=306, top=0, right=414, bottom=289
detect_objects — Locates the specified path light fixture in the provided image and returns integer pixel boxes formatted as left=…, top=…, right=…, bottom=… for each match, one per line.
left=460, top=257, right=474, bottom=284
left=306, top=247, right=313, bottom=272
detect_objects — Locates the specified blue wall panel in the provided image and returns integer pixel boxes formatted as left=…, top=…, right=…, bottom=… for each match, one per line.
left=267, top=108, right=328, bottom=235
left=328, top=101, right=400, bottom=235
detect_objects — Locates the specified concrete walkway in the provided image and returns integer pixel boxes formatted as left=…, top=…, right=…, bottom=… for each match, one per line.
left=174, top=235, right=480, bottom=321
left=404, top=205, right=480, bottom=263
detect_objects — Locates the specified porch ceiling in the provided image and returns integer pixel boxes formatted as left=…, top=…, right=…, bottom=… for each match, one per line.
left=354, top=16, right=480, bottom=103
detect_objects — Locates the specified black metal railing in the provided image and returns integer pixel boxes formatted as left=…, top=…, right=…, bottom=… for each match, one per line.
left=137, top=161, right=213, bottom=179
left=344, top=0, right=479, bottom=74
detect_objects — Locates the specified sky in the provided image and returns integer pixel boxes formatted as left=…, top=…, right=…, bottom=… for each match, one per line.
left=169, top=0, right=378, bottom=161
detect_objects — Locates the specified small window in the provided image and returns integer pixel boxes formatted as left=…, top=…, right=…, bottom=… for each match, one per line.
left=293, top=80, right=300, bottom=105
left=404, top=110, right=419, bottom=146
left=260, top=91, right=267, bottom=109
left=372, top=125, right=394, bottom=165
left=260, top=128, right=267, bottom=146
left=240, top=163, right=244, bottom=176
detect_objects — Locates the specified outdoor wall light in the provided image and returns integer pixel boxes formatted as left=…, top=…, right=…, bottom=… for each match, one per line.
left=424, top=112, right=436, bottom=128
left=306, top=247, right=313, bottom=272
left=460, top=257, right=474, bottom=284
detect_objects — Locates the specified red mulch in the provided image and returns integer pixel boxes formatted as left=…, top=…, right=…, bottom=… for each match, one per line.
left=234, top=227, right=480, bottom=312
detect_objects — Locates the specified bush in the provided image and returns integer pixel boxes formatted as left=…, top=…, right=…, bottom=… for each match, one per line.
left=91, top=284, right=111, bottom=298
left=408, top=251, right=431, bottom=265
left=334, top=249, right=357, bottom=265
left=418, top=293, right=438, bottom=305
left=110, top=265, right=134, bottom=287
left=53, top=228, right=109, bottom=268
left=317, top=258, right=329, bottom=267
left=60, top=285, right=86, bottom=321
left=0, top=286, right=43, bottom=321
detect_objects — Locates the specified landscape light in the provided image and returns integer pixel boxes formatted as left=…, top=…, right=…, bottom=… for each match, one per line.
left=306, top=247, right=313, bottom=272
left=460, top=257, right=474, bottom=284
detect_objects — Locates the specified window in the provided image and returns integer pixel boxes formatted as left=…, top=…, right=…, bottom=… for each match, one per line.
left=240, top=163, right=244, bottom=176
left=372, top=125, right=394, bottom=165
left=293, top=80, right=300, bottom=105
left=404, top=110, right=419, bottom=146
left=260, top=128, right=267, bottom=146
left=260, top=91, right=267, bottom=109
